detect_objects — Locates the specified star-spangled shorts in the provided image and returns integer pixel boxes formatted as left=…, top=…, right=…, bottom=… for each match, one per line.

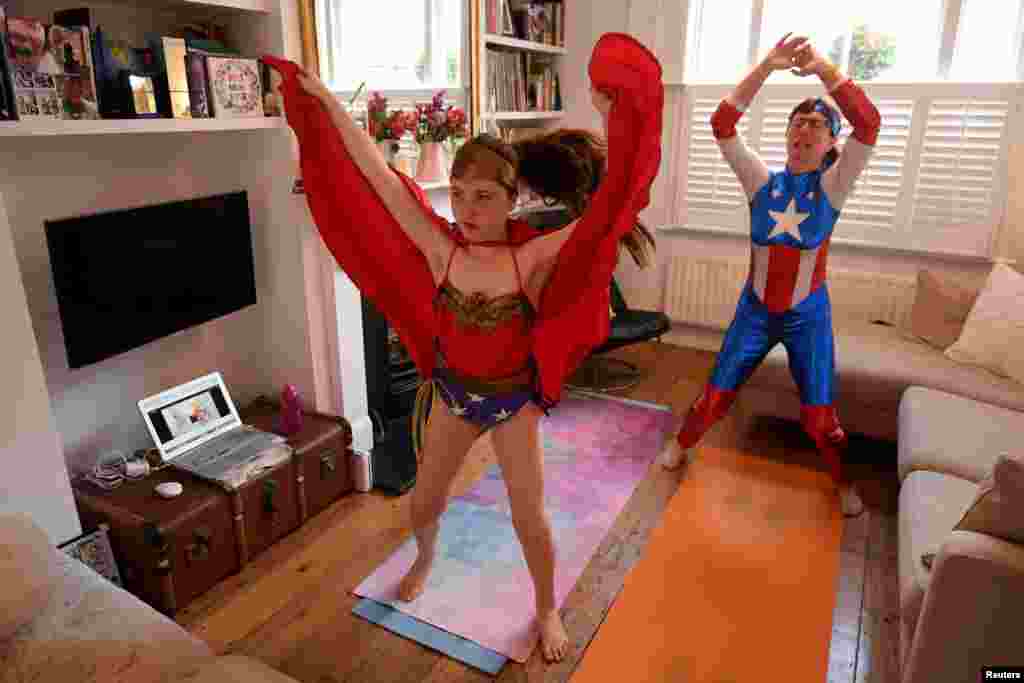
left=432, top=352, right=537, bottom=430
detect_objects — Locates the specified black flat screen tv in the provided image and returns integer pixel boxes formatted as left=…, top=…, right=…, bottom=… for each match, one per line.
left=44, top=191, right=257, bottom=369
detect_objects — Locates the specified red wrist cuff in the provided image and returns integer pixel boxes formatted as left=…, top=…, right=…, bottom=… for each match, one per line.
left=831, top=81, right=880, bottom=146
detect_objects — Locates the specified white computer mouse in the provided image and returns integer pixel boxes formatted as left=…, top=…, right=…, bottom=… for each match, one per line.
left=155, top=481, right=183, bottom=499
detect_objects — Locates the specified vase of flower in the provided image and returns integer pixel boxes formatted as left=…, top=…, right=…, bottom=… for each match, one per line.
left=366, top=90, right=415, bottom=167
left=415, top=141, right=448, bottom=182
left=413, top=90, right=468, bottom=183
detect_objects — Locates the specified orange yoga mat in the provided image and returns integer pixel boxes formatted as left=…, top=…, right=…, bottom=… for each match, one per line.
left=572, top=446, right=843, bottom=683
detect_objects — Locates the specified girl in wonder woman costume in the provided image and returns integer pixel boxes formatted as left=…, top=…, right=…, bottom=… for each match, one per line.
left=262, top=33, right=662, bottom=663
left=660, top=34, right=881, bottom=518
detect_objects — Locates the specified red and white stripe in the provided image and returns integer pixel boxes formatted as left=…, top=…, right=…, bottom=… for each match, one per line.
left=749, top=239, right=831, bottom=313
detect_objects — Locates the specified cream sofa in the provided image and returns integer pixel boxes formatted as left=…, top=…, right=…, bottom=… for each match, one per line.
left=0, top=513, right=298, bottom=683
left=895, top=388, right=1024, bottom=682
left=737, top=317, right=1024, bottom=442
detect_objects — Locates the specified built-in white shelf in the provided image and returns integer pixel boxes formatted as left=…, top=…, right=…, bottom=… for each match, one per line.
left=483, top=33, right=567, bottom=55
left=0, top=117, right=287, bottom=137
left=485, top=111, right=564, bottom=122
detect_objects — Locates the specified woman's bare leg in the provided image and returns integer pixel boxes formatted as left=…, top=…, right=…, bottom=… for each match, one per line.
left=398, top=391, right=483, bottom=601
left=489, top=404, right=568, bottom=663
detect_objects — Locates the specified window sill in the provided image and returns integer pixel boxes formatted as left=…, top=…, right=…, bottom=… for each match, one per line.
left=657, top=224, right=1002, bottom=264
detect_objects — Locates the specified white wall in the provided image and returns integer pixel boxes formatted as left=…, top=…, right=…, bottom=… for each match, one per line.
left=0, top=195, right=81, bottom=544
left=0, top=130, right=314, bottom=477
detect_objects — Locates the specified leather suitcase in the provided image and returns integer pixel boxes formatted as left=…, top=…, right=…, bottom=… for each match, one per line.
left=242, top=397, right=353, bottom=523
left=72, top=468, right=239, bottom=616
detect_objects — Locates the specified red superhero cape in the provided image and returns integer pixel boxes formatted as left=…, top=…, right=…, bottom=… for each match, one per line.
left=262, top=32, right=662, bottom=407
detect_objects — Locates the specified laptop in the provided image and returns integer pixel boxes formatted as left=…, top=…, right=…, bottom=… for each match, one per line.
left=138, top=372, right=286, bottom=483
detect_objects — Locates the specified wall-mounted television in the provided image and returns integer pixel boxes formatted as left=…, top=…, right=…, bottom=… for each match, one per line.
left=44, top=191, right=257, bottom=369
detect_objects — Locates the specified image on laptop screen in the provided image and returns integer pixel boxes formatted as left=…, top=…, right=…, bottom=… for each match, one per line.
left=139, top=373, right=241, bottom=461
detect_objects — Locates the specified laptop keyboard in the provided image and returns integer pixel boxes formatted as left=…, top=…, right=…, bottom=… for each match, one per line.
left=176, top=428, right=285, bottom=478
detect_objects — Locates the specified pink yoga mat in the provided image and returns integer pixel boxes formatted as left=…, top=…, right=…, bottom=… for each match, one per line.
left=353, top=393, right=677, bottom=662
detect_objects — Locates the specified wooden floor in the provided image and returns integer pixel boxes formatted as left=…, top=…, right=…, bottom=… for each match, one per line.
left=175, top=342, right=901, bottom=682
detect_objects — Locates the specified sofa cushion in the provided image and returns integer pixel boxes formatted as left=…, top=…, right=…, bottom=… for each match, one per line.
left=3, top=550, right=212, bottom=681
left=897, top=471, right=978, bottom=645
left=746, top=320, right=1024, bottom=420
left=898, top=387, right=1024, bottom=483
left=0, top=514, right=58, bottom=641
left=908, top=269, right=981, bottom=350
left=946, top=262, right=1024, bottom=379
left=955, top=452, right=1024, bottom=545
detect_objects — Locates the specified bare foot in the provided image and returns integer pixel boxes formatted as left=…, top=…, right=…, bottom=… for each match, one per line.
left=397, top=555, right=433, bottom=602
left=840, top=484, right=864, bottom=517
left=537, top=608, right=568, bottom=663
left=659, top=439, right=689, bottom=470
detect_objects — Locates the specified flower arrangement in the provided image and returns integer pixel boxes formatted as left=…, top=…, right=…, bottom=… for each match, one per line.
left=414, top=91, right=468, bottom=144
left=366, top=91, right=416, bottom=141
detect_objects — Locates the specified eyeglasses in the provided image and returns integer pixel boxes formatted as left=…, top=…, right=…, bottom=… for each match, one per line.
left=790, top=118, right=829, bottom=131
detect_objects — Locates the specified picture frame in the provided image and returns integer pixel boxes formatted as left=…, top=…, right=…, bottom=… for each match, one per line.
left=59, top=524, right=122, bottom=586
left=205, top=56, right=264, bottom=119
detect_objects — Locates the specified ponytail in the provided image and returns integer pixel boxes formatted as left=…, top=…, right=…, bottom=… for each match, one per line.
left=512, top=128, right=656, bottom=268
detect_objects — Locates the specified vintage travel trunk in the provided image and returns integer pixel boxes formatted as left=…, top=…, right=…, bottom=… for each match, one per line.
left=72, top=468, right=239, bottom=616
left=242, top=397, right=354, bottom=523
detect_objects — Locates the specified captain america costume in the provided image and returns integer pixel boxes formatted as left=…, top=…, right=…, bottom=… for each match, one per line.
left=675, top=76, right=881, bottom=485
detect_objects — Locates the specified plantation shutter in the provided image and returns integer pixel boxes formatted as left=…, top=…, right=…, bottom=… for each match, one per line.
left=684, top=90, right=749, bottom=229
left=907, top=95, right=1012, bottom=255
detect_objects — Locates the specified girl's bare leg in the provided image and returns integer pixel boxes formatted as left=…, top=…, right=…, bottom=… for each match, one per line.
left=398, top=391, right=483, bottom=601
left=489, top=404, right=568, bottom=663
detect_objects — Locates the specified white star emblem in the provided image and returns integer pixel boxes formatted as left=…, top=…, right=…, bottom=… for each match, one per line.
left=771, top=188, right=783, bottom=199
left=806, top=191, right=815, bottom=201
left=493, top=409, right=512, bottom=422
left=767, top=198, right=809, bottom=242
left=467, top=393, right=486, bottom=403
left=450, top=404, right=467, bottom=416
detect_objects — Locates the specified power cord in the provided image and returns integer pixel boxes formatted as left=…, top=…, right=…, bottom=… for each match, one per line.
left=83, top=450, right=151, bottom=490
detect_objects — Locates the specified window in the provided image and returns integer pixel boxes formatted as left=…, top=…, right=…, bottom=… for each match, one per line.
left=315, top=0, right=465, bottom=94
left=949, top=0, right=1024, bottom=81
left=686, top=0, right=1024, bottom=82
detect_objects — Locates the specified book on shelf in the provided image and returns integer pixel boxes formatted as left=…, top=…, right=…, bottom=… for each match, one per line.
left=486, top=48, right=560, bottom=114
left=486, top=1, right=565, bottom=47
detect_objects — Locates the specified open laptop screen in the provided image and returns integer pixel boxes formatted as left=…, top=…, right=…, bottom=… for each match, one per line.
left=139, top=372, right=241, bottom=461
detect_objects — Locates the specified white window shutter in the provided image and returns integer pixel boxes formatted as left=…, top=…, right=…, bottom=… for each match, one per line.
left=910, top=97, right=1010, bottom=230
left=684, top=94, right=749, bottom=224
left=834, top=98, right=914, bottom=235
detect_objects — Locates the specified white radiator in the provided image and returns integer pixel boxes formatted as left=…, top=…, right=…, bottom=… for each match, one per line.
left=664, top=256, right=917, bottom=330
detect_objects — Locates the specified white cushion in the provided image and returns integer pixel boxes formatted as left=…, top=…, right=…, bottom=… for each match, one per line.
left=945, top=263, right=1024, bottom=380
left=897, top=387, right=1024, bottom=483
left=897, top=471, right=978, bottom=642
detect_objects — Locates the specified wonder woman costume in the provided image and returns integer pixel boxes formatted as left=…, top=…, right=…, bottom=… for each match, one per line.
left=262, top=32, right=663, bottom=452
left=673, top=75, right=880, bottom=482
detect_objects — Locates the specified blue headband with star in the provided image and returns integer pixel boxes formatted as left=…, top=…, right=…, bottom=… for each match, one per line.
left=813, top=99, right=842, bottom=137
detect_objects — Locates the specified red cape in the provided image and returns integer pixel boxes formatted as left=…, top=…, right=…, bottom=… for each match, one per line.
left=262, top=32, right=662, bottom=407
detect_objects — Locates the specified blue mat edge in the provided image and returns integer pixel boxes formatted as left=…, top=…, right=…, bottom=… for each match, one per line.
left=352, top=597, right=509, bottom=675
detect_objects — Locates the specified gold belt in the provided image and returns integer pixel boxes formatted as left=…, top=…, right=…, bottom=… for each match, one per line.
left=440, top=363, right=536, bottom=396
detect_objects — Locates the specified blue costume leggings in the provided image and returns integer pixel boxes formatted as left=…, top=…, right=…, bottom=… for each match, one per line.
left=711, top=282, right=835, bottom=405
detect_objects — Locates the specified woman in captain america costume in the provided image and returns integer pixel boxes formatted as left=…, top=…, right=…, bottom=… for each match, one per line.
left=659, top=34, right=881, bottom=517
left=261, top=33, right=663, bottom=663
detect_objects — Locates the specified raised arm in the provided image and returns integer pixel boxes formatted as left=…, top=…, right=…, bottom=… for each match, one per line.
left=715, top=34, right=815, bottom=199
left=793, top=47, right=881, bottom=209
left=295, top=71, right=453, bottom=278
left=261, top=55, right=446, bottom=377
